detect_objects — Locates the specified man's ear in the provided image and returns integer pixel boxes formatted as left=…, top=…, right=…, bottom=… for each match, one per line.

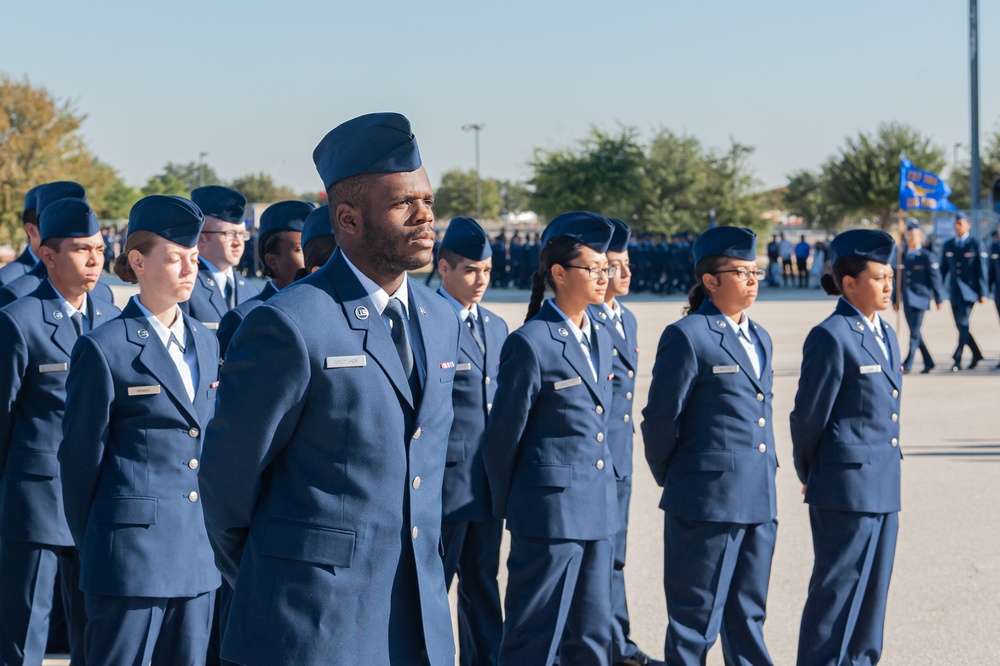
left=334, top=202, right=361, bottom=239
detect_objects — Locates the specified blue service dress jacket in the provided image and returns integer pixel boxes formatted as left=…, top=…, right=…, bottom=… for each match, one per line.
left=587, top=303, right=639, bottom=479
left=893, top=248, right=944, bottom=310
left=641, top=300, right=778, bottom=524
left=990, top=240, right=1000, bottom=304
left=438, top=295, right=508, bottom=522
left=790, top=298, right=903, bottom=514
left=199, top=249, right=461, bottom=666
left=58, top=299, right=221, bottom=598
left=0, top=282, right=120, bottom=545
left=216, top=281, right=278, bottom=360
left=179, top=265, right=259, bottom=329
left=0, top=248, right=36, bottom=287
left=482, top=300, right=618, bottom=541
left=0, top=261, right=115, bottom=307
left=940, top=236, right=989, bottom=304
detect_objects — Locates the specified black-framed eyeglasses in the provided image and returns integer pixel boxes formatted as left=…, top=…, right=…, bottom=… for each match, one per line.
left=563, top=264, right=618, bottom=279
left=202, top=230, right=250, bottom=242
left=714, top=267, right=766, bottom=282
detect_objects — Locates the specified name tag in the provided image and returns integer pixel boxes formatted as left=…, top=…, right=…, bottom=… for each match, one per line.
left=202, top=322, right=219, bottom=331
left=325, top=355, right=367, bottom=369
left=945, top=252, right=954, bottom=257
left=39, top=363, right=68, bottom=373
left=456, top=363, right=472, bottom=372
left=554, top=377, right=582, bottom=390
left=712, top=365, right=739, bottom=374
left=127, top=385, right=161, bottom=396
left=859, top=365, right=882, bottom=375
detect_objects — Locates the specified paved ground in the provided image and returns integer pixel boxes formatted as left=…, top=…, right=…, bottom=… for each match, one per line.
left=46, top=281, right=1000, bottom=664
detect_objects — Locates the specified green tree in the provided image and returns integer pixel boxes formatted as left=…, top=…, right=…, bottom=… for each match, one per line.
left=949, top=122, right=1000, bottom=210
left=782, top=168, right=845, bottom=230
left=822, top=122, right=945, bottom=230
left=141, top=172, right=189, bottom=197
left=433, top=169, right=501, bottom=220
left=497, top=180, right=532, bottom=215
left=229, top=173, right=299, bottom=203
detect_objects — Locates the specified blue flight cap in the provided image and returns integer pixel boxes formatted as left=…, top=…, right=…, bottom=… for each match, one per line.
left=128, top=195, right=205, bottom=248
left=829, top=229, right=895, bottom=265
left=259, top=201, right=315, bottom=236
left=540, top=211, right=614, bottom=252
left=905, top=220, right=922, bottom=231
left=955, top=211, right=969, bottom=222
left=39, top=198, right=101, bottom=242
left=190, top=186, right=247, bottom=224
left=693, top=226, right=757, bottom=264
left=313, top=113, right=422, bottom=191
left=301, top=205, right=335, bottom=248
left=607, top=218, right=631, bottom=253
left=36, top=181, right=87, bottom=215
left=23, top=184, right=43, bottom=213
left=441, top=217, right=492, bottom=261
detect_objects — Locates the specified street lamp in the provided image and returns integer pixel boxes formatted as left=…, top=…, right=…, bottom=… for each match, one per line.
left=198, top=152, right=208, bottom=187
left=462, top=123, right=485, bottom=218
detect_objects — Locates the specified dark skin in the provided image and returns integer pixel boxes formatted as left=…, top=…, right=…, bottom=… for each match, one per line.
left=333, top=167, right=435, bottom=294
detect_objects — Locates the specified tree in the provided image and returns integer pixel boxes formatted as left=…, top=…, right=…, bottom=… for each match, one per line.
left=141, top=172, right=189, bottom=198
left=782, top=168, right=845, bottom=230
left=949, top=122, right=1000, bottom=210
left=822, top=122, right=945, bottom=230
left=497, top=180, right=532, bottom=216
left=432, top=169, right=501, bottom=220
left=228, top=173, right=299, bottom=204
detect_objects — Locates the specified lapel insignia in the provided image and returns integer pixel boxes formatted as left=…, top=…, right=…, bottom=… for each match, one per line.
left=856, top=321, right=865, bottom=331
left=207, top=278, right=215, bottom=286
left=95, top=310, right=102, bottom=317
left=238, top=279, right=244, bottom=286
left=484, top=315, right=490, bottom=323
left=53, top=311, right=63, bottom=320
left=558, top=327, right=569, bottom=337
left=354, top=306, right=369, bottom=320
left=419, top=305, right=427, bottom=316
left=717, top=320, right=726, bottom=328
left=599, top=311, right=607, bottom=319
left=138, top=329, right=149, bottom=339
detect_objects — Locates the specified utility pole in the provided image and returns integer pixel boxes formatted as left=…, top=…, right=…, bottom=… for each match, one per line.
left=462, top=123, right=485, bottom=218
left=969, top=0, right=981, bottom=212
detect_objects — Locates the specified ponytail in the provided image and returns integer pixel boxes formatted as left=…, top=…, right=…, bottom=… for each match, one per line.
left=525, top=269, right=547, bottom=323
left=683, top=255, right=727, bottom=316
left=684, top=283, right=708, bottom=315
left=820, top=273, right=840, bottom=296
left=523, top=236, right=584, bottom=323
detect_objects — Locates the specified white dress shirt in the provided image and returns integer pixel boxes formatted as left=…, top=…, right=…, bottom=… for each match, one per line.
left=134, top=297, right=198, bottom=402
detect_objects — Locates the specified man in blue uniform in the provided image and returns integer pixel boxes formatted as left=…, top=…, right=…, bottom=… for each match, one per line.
left=181, top=185, right=259, bottom=330
left=586, top=219, right=654, bottom=666
left=0, top=185, right=44, bottom=287
left=200, top=113, right=461, bottom=666
left=435, top=216, right=508, bottom=666
left=939, top=212, right=989, bottom=371
left=990, top=229, right=1000, bottom=368
left=0, top=198, right=120, bottom=665
left=893, top=221, right=944, bottom=374
left=642, top=227, right=777, bottom=665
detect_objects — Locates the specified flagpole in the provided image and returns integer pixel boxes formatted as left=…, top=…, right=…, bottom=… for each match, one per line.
left=896, top=209, right=905, bottom=337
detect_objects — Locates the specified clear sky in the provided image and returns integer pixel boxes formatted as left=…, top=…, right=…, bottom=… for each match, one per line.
left=2, top=1, right=996, bottom=196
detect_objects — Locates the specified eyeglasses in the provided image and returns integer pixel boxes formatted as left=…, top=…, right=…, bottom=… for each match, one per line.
left=563, top=264, right=618, bottom=279
left=202, top=230, right=250, bottom=242
left=714, top=267, right=766, bottom=282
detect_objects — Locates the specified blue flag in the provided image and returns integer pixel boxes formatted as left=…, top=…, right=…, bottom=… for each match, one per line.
left=899, top=158, right=957, bottom=211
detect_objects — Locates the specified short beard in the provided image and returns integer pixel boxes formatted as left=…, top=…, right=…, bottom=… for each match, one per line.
left=361, top=218, right=433, bottom=275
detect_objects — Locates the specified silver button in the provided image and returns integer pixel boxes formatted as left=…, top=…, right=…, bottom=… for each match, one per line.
left=891, top=438, right=899, bottom=447
left=758, top=443, right=767, bottom=453
left=891, top=413, right=898, bottom=423
left=187, top=491, right=199, bottom=502
left=623, top=414, right=630, bottom=423
left=625, top=392, right=632, bottom=401
left=595, top=405, right=604, bottom=415
left=756, top=393, right=764, bottom=402
left=411, top=526, right=419, bottom=539
left=757, top=417, right=766, bottom=427
left=891, top=390, right=899, bottom=399
left=627, top=370, right=634, bottom=378
left=412, top=427, right=421, bottom=439
left=485, top=376, right=491, bottom=385
left=596, top=432, right=604, bottom=442
left=412, top=476, right=421, bottom=489
left=187, top=459, right=199, bottom=470
left=188, top=427, right=200, bottom=438
left=596, top=460, right=605, bottom=470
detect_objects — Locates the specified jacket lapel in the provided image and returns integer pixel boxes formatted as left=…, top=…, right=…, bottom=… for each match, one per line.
left=542, top=302, right=603, bottom=406
left=185, top=316, right=217, bottom=423
left=838, top=299, right=900, bottom=390
left=700, top=301, right=764, bottom=393
left=437, top=288, right=486, bottom=371
left=197, top=268, right=228, bottom=319
left=40, top=294, right=78, bottom=358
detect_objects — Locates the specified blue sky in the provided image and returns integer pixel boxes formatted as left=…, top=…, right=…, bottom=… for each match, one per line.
left=2, top=1, right=996, bottom=195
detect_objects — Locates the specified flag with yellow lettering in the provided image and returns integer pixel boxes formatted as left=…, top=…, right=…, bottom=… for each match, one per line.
left=899, top=157, right=957, bottom=211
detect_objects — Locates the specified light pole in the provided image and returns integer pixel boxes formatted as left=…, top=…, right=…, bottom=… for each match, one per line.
left=969, top=0, right=981, bottom=211
left=462, top=123, right=485, bottom=218
left=198, top=152, right=208, bottom=188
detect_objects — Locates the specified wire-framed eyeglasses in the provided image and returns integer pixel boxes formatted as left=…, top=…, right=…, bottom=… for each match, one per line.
left=713, top=267, right=766, bottom=282
left=563, top=264, right=618, bottom=279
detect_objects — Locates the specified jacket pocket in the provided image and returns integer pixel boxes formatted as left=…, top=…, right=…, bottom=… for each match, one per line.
left=93, top=497, right=158, bottom=526
left=260, top=519, right=356, bottom=568
left=7, top=447, right=59, bottom=478
left=518, top=463, right=573, bottom=488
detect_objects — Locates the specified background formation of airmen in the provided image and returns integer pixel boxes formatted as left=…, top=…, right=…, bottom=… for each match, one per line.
left=0, top=113, right=997, bottom=666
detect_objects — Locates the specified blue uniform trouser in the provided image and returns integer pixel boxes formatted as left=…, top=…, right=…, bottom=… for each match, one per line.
left=611, top=476, right=639, bottom=662
left=501, top=534, right=613, bottom=666
left=0, top=540, right=86, bottom=666
left=442, top=518, right=504, bottom=666
left=84, top=591, right=214, bottom=666
left=797, top=508, right=898, bottom=666
left=662, top=514, right=776, bottom=666
left=902, top=305, right=933, bottom=371
left=950, top=300, right=982, bottom=362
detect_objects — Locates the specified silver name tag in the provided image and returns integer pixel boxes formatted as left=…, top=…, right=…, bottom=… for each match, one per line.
left=202, top=322, right=219, bottom=331
left=456, top=363, right=472, bottom=372
left=39, top=363, right=68, bottom=373
left=325, top=355, right=367, bottom=369
left=554, top=377, right=582, bottom=390
left=859, top=365, right=882, bottom=374
left=127, top=385, right=161, bottom=396
left=712, top=365, right=740, bottom=374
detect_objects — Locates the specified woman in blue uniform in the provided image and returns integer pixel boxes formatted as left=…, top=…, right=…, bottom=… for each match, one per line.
left=59, top=195, right=221, bottom=665
left=483, top=211, right=618, bottom=666
left=791, top=229, right=903, bottom=666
